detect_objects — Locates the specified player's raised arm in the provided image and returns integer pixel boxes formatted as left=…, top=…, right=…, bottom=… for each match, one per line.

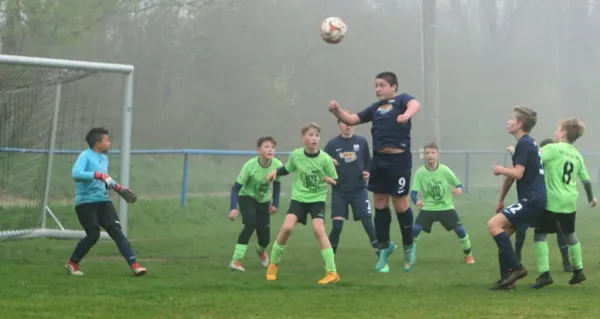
left=328, top=100, right=363, bottom=125
left=397, top=94, right=421, bottom=124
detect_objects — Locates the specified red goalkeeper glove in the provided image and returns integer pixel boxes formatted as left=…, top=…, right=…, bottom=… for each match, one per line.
left=94, top=172, right=114, bottom=189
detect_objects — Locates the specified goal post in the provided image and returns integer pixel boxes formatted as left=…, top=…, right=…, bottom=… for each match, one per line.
left=0, top=54, right=134, bottom=239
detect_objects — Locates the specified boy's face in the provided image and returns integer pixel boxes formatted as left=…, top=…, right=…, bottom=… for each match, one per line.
left=258, top=141, right=275, bottom=160
left=375, top=78, right=396, bottom=100
left=302, top=128, right=320, bottom=149
left=96, top=134, right=111, bottom=153
left=338, top=121, right=354, bottom=136
left=506, top=112, right=522, bottom=134
left=424, top=147, right=439, bottom=164
left=553, top=125, right=566, bottom=142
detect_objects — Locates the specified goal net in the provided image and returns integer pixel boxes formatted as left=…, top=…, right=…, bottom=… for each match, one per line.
left=0, top=55, right=134, bottom=240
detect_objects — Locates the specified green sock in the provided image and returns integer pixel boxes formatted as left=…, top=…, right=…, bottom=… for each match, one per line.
left=569, top=242, right=583, bottom=270
left=232, top=244, right=248, bottom=262
left=321, top=248, right=337, bottom=273
left=256, top=245, right=267, bottom=254
left=534, top=241, right=550, bottom=273
left=270, top=243, right=286, bottom=264
left=413, top=235, right=420, bottom=248
left=459, top=234, right=472, bottom=256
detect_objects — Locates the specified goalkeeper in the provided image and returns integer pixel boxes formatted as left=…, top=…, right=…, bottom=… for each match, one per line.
left=65, top=127, right=146, bottom=277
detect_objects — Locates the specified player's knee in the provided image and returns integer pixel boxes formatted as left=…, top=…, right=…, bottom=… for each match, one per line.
left=487, top=217, right=503, bottom=235
left=373, top=193, right=389, bottom=209
left=391, top=196, right=409, bottom=212
left=533, top=232, right=547, bottom=242
left=243, top=218, right=257, bottom=230
left=105, top=224, right=124, bottom=239
left=566, top=233, right=579, bottom=245
left=412, top=224, right=422, bottom=237
left=331, top=219, right=344, bottom=233
left=454, top=224, right=467, bottom=238
left=85, top=229, right=101, bottom=244
left=312, top=219, right=326, bottom=236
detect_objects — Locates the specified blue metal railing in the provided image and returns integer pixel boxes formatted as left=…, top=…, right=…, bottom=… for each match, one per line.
left=2, top=147, right=600, bottom=207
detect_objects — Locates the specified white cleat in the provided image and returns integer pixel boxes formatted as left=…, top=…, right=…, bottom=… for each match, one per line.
left=65, top=260, right=84, bottom=276
left=258, top=250, right=269, bottom=268
left=229, top=261, right=246, bottom=272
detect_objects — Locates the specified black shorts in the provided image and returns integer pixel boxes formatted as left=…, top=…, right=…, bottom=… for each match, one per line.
left=330, top=190, right=371, bottom=221
left=287, top=200, right=326, bottom=225
left=534, top=210, right=576, bottom=234
left=238, top=196, right=270, bottom=226
left=367, top=152, right=412, bottom=196
left=75, top=201, right=121, bottom=232
left=415, top=209, right=461, bottom=233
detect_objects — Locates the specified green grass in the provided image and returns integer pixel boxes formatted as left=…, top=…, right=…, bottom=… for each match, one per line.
left=2, top=190, right=600, bottom=318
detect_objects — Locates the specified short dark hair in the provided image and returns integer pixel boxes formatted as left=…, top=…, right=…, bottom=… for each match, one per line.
left=424, top=142, right=438, bottom=151
left=376, top=71, right=398, bottom=92
left=540, top=138, right=554, bottom=147
left=256, top=136, right=277, bottom=148
left=85, top=127, right=108, bottom=149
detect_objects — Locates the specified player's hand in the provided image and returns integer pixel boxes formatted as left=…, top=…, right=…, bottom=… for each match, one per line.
left=590, top=198, right=597, bottom=208
left=495, top=202, right=504, bottom=214
left=506, top=145, right=515, bottom=155
left=492, top=165, right=504, bottom=176
left=328, top=100, right=341, bottom=114
left=324, top=176, right=337, bottom=186
left=453, top=187, right=462, bottom=196
left=396, top=114, right=411, bottom=124
left=228, top=209, right=239, bottom=221
left=362, top=171, right=369, bottom=181
left=94, top=172, right=114, bottom=189
left=269, top=205, right=277, bottom=215
left=266, top=170, right=277, bottom=182
left=416, top=200, right=423, bottom=209
left=332, top=159, right=339, bottom=166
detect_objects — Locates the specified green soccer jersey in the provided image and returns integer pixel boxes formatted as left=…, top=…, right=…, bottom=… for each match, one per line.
left=541, top=142, right=590, bottom=213
left=284, top=148, right=338, bottom=203
left=411, top=163, right=461, bottom=211
left=236, top=156, right=284, bottom=203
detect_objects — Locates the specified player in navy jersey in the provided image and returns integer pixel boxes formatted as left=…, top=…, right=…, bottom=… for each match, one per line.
left=328, top=71, right=421, bottom=272
left=324, top=118, right=379, bottom=264
left=489, top=106, right=547, bottom=290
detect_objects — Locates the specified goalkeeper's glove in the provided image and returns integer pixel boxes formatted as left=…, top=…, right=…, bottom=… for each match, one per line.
left=94, top=172, right=115, bottom=189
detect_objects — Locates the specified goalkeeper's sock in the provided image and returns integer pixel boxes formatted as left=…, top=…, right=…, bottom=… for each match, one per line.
left=270, top=243, right=286, bottom=264
left=321, top=248, right=337, bottom=273
left=534, top=240, right=550, bottom=273
left=232, top=244, right=248, bottom=262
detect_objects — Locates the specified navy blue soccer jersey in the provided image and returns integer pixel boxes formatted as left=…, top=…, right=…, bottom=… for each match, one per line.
left=324, top=134, right=371, bottom=193
left=512, top=135, right=547, bottom=204
left=356, top=93, right=415, bottom=152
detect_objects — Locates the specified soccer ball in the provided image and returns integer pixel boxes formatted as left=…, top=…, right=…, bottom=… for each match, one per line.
left=320, top=17, right=347, bottom=44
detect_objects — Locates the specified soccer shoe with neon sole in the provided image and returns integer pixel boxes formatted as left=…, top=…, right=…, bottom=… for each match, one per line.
left=266, top=263, right=279, bottom=281
left=465, top=255, right=476, bottom=264
left=131, top=263, right=147, bottom=277
left=378, top=264, right=390, bottom=273
left=318, top=271, right=340, bottom=284
left=402, top=244, right=416, bottom=272
left=257, top=248, right=269, bottom=268
left=229, top=260, right=246, bottom=272
left=65, top=259, right=83, bottom=276
left=375, top=243, right=397, bottom=271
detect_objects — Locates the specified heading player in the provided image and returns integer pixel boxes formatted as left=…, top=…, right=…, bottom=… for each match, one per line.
left=324, top=118, right=379, bottom=264
left=328, top=71, right=421, bottom=272
left=227, top=136, right=283, bottom=272
left=410, top=143, right=475, bottom=265
left=264, top=122, right=340, bottom=284
left=489, top=106, right=546, bottom=290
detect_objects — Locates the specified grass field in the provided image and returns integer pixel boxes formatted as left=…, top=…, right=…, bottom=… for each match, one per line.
left=2, top=188, right=600, bottom=318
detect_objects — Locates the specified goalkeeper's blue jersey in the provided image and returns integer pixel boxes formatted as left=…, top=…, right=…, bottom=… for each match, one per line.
left=71, top=148, right=111, bottom=205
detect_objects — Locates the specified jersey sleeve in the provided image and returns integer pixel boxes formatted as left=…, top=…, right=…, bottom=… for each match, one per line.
left=398, top=93, right=416, bottom=107
left=274, top=159, right=284, bottom=182
left=577, top=157, right=591, bottom=182
left=71, top=152, right=94, bottom=180
left=235, top=161, right=251, bottom=185
left=284, top=151, right=298, bottom=173
left=411, top=169, right=422, bottom=192
left=323, top=153, right=338, bottom=180
left=540, top=144, right=557, bottom=164
left=356, top=102, right=378, bottom=124
left=513, top=140, right=531, bottom=167
left=444, top=166, right=462, bottom=186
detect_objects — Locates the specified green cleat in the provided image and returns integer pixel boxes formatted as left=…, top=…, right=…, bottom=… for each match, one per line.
left=379, top=264, right=390, bottom=273
left=375, top=243, right=397, bottom=271
left=402, top=244, right=416, bottom=272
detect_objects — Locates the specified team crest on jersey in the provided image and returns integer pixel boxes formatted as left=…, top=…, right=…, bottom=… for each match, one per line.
left=338, top=151, right=357, bottom=163
left=426, top=179, right=446, bottom=201
left=377, top=103, right=392, bottom=114
left=353, top=144, right=360, bottom=152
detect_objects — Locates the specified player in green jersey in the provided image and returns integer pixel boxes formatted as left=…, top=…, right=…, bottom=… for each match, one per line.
left=228, top=136, right=283, bottom=272
left=530, top=117, right=597, bottom=289
left=264, top=122, right=340, bottom=284
left=410, top=143, right=475, bottom=265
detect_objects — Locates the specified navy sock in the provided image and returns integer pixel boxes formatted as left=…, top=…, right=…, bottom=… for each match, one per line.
left=328, top=220, right=344, bottom=254
left=374, top=208, right=391, bottom=246
left=359, top=215, right=378, bottom=250
left=498, top=251, right=509, bottom=280
left=515, top=229, right=526, bottom=261
left=396, top=208, right=414, bottom=246
left=493, top=232, right=520, bottom=270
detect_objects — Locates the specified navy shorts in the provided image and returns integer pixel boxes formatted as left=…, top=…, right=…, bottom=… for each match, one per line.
left=367, top=152, right=412, bottom=196
left=331, top=190, right=371, bottom=221
left=502, top=200, right=546, bottom=232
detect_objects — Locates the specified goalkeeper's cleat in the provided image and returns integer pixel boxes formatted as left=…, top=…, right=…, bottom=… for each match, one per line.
left=131, top=263, right=147, bottom=277
left=65, top=259, right=83, bottom=276
left=257, top=250, right=269, bottom=268
left=378, top=264, right=390, bottom=273
left=375, top=242, right=397, bottom=271
left=465, top=255, right=476, bottom=264
left=402, top=244, right=415, bottom=272
left=318, top=271, right=340, bottom=284
left=229, top=261, right=246, bottom=272
left=266, top=263, right=279, bottom=281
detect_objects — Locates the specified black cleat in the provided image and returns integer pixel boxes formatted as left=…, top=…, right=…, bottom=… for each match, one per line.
left=531, top=272, right=554, bottom=289
left=569, top=269, right=586, bottom=285
left=489, top=279, right=516, bottom=291
left=499, top=266, right=528, bottom=287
